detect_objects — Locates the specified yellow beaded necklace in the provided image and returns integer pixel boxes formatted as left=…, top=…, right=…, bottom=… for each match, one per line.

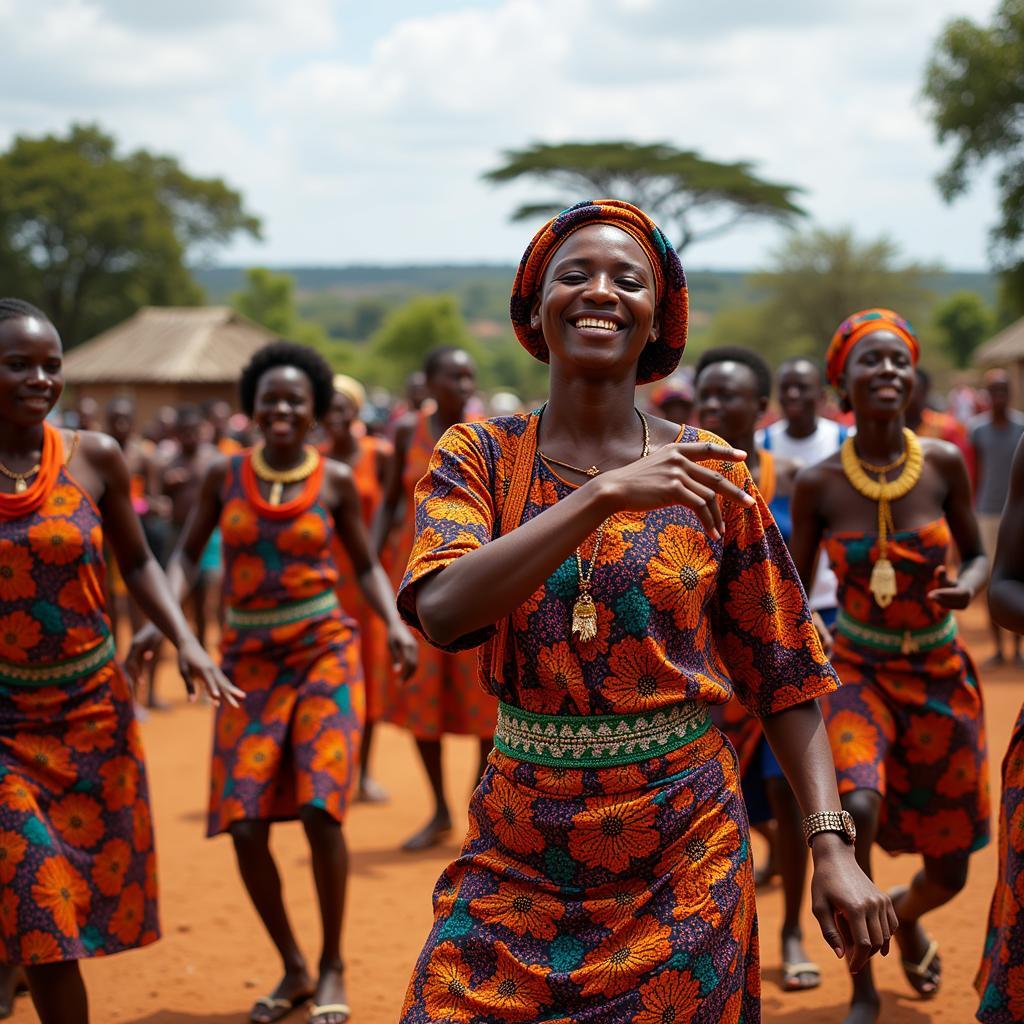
left=251, top=445, right=319, bottom=505
left=840, top=428, right=924, bottom=608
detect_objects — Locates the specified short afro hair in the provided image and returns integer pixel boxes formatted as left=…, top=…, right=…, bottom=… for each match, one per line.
left=0, top=298, right=51, bottom=326
left=694, top=345, right=772, bottom=400
left=239, top=340, right=335, bottom=420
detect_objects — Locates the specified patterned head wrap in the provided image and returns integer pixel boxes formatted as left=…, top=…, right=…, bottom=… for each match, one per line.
left=510, top=199, right=688, bottom=384
left=332, top=374, right=365, bottom=413
left=825, top=308, right=919, bottom=388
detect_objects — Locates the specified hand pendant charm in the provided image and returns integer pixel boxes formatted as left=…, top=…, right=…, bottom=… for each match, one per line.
left=869, top=557, right=897, bottom=608
left=571, top=592, right=598, bottom=642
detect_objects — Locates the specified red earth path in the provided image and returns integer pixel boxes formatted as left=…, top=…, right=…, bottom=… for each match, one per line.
left=8, top=604, right=1021, bottom=1023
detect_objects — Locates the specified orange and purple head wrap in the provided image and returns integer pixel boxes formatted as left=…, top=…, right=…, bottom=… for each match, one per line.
left=510, top=199, right=689, bottom=384
left=825, top=308, right=920, bottom=389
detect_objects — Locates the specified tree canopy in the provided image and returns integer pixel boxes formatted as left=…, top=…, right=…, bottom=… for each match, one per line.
left=483, top=141, right=806, bottom=251
left=932, top=290, right=994, bottom=368
left=0, top=123, right=261, bottom=345
left=924, top=0, right=1024, bottom=315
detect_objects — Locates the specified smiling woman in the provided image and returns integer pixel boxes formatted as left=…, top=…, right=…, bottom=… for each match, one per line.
left=0, top=298, right=239, bottom=1024
left=394, top=201, right=896, bottom=1024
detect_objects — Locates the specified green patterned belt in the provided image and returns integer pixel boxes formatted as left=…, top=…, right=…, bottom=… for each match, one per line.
left=0, top=634, right=115, bottom=688
left=225, top=589, right=339, bottom=631
left=494, top=700, right=711, bottom=769
left=836, top=610, right=957, bottom=655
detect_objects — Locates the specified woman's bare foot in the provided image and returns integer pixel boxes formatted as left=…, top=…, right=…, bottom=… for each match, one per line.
left=357, top=776, right=389, bottom=804
left=401, top=810, right=452, bottom=852
left=781, top=927, right=820, bottom=991
left=891, top=886, right=941, bottom=997
left=842, top=993, right=881, bottom=1024
left=309, top=962, right=349, bottom=1024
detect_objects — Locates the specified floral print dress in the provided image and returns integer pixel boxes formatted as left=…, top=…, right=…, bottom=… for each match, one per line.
left=207, top=453, right=365, bottom=836
left=821, top=517, right=990, bottom=858
left=0, top=430, right=158, bottom=965
left=395, top=415, right=838, bottom=1023
left=976, top=703, right=1024, bottom=1022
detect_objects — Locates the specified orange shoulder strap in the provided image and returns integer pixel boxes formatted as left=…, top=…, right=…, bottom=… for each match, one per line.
left=757, top=448, right=776, bottom=505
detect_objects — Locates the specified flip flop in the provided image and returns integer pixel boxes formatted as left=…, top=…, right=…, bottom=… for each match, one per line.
left=308, top=1002, right=351, bottom=1024
left=902, top=937, right=941, bottom=997
left=782, top=961, right=821, bottom=992
left=251, top=992, right=313, bottom=1023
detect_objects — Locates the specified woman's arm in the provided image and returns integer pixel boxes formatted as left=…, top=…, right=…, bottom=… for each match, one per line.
left=929, top=440, right=988, bottom=607
left=326, top=463, right=417, bottom=678
left=789, top=464, right=828, bottom=594
left=989, top=436, right=1024, bottom=633
left=416, top=439, right=753, bottom=647
left=371, top=419, right=411, bottom=554
left=81, top=435, right=240, bottom=705
left=761, top=704, right=898, bottom=972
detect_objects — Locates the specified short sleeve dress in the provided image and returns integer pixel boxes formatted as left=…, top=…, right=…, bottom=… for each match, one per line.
left=395, top=414, right=838, bottom=1024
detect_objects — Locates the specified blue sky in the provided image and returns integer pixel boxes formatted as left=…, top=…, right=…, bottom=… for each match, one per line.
left=0, top=0, right=1002, bottom=271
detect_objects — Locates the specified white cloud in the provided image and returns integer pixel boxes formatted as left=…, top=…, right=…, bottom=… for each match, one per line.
left=0, top=0, right=1004, bottom=270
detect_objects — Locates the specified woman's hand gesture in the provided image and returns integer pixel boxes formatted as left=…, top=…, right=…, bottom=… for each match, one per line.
left=596, top=440, right=754, bottom=539
left=927, top=565, right=974, bottom=610
left=388, top=621, right=419, bottom=680
left=810, top=837, right=898, bottom=973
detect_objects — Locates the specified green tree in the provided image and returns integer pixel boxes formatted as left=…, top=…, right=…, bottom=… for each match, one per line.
left=705, top=228, right=936, bottom=366
left=933, top=290, right=994, bottom=368
left=364, top=295, right=481, bottom=388
left=230, top=267, right=354, bottom=370
left=923, top=1, right=1024, bottom=316
left=0, top=123, right=260, bottom=345
left=483, top=141, right=806, bottom=250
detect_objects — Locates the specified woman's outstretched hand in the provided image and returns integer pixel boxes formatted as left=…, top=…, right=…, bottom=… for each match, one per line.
left=595, top=440, right=754, bottom=539
left=809, top=836, right=898, bottom=974
left=388, top=621, right=419, bottom=680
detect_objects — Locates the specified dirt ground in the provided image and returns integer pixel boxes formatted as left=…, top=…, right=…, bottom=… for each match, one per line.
left=8, top=603, right=1022, bottom=1023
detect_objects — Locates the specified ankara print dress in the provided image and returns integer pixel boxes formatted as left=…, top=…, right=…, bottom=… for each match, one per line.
left=396, top=416, right=839, bottom=1024
left=329, top=434, right=393, bottom=723
left=976, top=704, right=1024, bottom=1022
left=0, top=428, right=158, bottom=965
left=385, top=409, right=496, bottom=739
left=821, top=518, right=990, bottom=858
left=207, top=453, right=364, bottom=836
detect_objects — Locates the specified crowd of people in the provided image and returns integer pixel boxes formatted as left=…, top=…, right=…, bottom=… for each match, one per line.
left=0, top=197, right=1022, bottom=1024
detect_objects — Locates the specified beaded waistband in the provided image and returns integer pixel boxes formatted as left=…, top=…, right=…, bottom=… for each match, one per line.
left=494, top=700, right=711, bottom=768
left=0, top=634, right=115, bottom=688
left=836, top=610, right=957, bottom=655
left=225, top=589, right=339, bottom=630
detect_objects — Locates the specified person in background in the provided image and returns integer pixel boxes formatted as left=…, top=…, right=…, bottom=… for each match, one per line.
left=650, top=371, right=695, bottom=426
left=695, top=345, right=819, bottom=993
left=970, top=369, right=1024, bottom=668
left=206, top=399, right=244, bottom=456
left=906, top=367, right=974, bottom=481
left=71, top=395, right=101, bottom=432
left=791, top=308, right=990, bottom=1023
left=323, top=374, right=395, bottom=803
left=976, top=435, right=1024, bottom=1023
left=159, top=405, right=219, bottom=649
left=375, top=347, right=497, bottom=851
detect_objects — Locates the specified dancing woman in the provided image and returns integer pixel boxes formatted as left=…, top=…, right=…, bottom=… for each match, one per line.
left=0, top=299, right=238, bottom=1024
left=133, top=342, right=417, bottom=1024
left=694, top=345, right=819, bottom=993
left=375, top=346, right=497, bottom=850
left=395, top=201, right=894, bottom=1023
left=322, top=375, right=394, bottom=801
left=790, top=308, right=990, bottom=1024
left=976, top=434, right=1024, bottom=1023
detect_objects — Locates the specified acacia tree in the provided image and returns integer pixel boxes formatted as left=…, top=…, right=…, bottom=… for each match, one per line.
left=0, top=124, right=261, bottom=345
left=482, top=141, right=806, bottom=250
left=924, top=0, right=1024, bottom=316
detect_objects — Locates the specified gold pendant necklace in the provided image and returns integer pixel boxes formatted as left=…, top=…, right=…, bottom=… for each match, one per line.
left=840, top=428, right=923, bottom=608
left=251, top=445, right=319, bottom=505
left=0, top=458, right=41, bottom=493
left=566, top=411, right=651, bottom=641
left=540, top=408, right=649, bottom=479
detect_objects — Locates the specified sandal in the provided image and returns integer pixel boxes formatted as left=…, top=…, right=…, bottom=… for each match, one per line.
left=902, top=937, right=941, bottom=998
left=309, top=1002, right=351, bottom=1024
left=251, top=992, right=313, bottom=1023
left=782, top=960, right=821, bottom=992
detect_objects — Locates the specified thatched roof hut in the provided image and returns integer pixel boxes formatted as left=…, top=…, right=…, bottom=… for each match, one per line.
left=975, top=316, right=1024, bottom=399
left=63, top=306, right=276, bottom=424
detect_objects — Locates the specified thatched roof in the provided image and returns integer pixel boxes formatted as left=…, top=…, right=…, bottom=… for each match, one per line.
left=63, top=306, right=277, bottom=384
left=976, top=316, right=1024, bottom=367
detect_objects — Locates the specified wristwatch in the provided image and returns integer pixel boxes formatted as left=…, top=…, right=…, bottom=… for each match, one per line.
left=802, top=809, right=856, bottom=847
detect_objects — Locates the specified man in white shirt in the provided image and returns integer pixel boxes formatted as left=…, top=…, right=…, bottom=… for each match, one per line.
left=759, top=358, right=846, bottom=626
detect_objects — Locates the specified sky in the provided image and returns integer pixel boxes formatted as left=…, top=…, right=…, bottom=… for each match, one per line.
left=0, top=0, right=1002, bottom=271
